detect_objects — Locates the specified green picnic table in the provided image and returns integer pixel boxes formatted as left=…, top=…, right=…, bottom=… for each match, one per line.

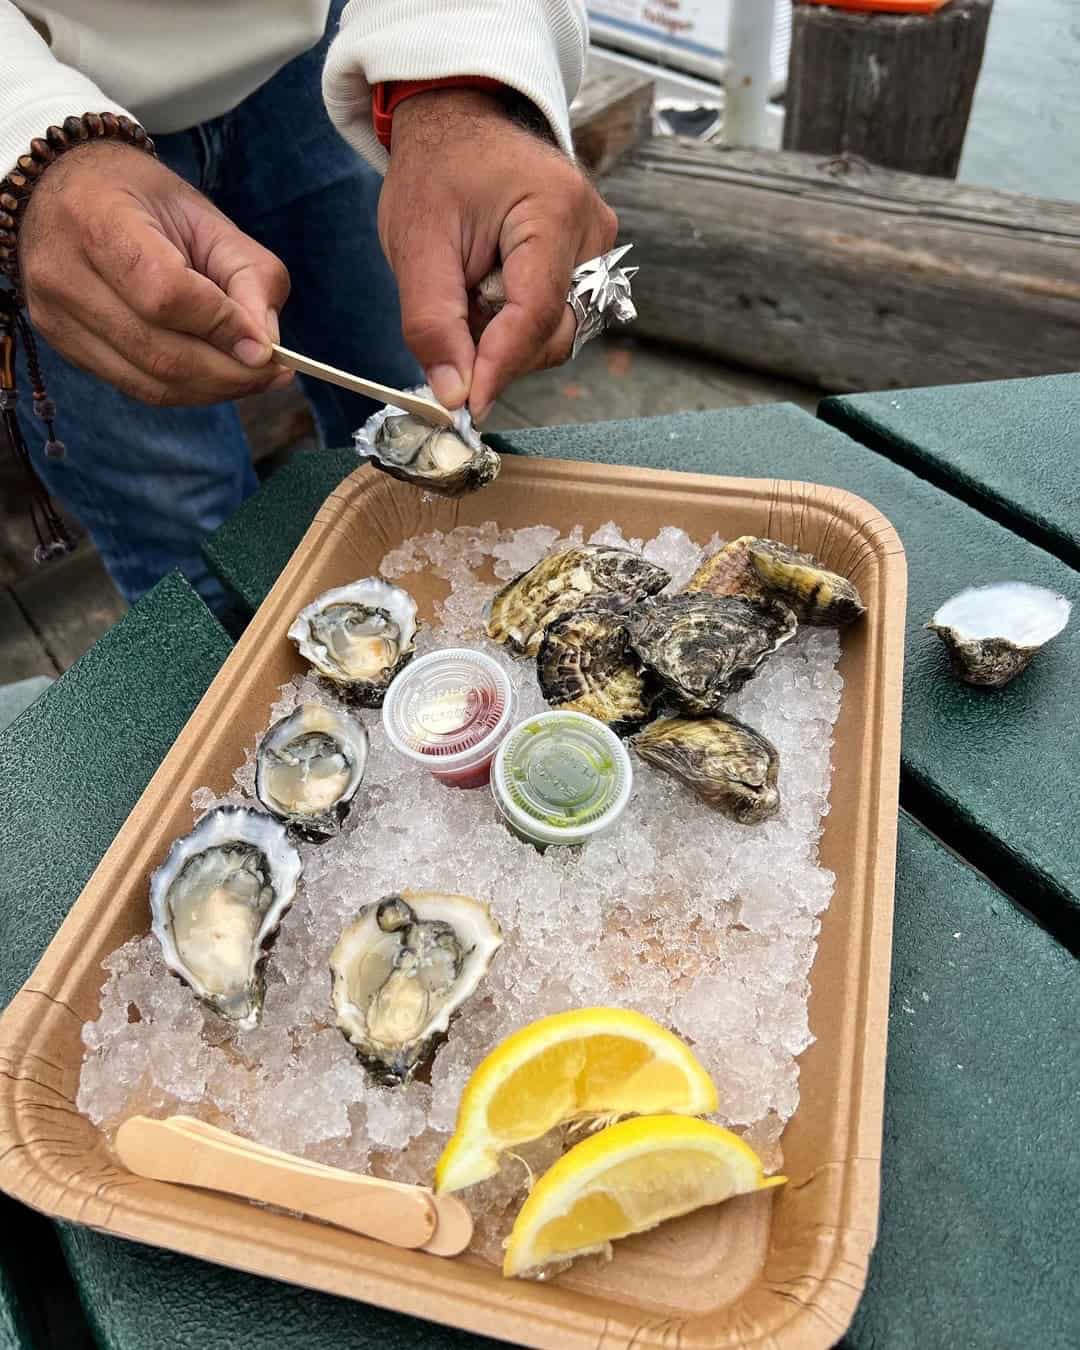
left=2, top=376, right=1078, bottom=1349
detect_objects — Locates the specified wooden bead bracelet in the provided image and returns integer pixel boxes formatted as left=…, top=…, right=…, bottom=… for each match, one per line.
left=0, top=112, right=156, bottom=289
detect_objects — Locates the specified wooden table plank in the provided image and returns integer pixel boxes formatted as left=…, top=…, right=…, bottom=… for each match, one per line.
left=820, top=373, right=1080, bottom=569
left=0, top=591, right=57, bottom=683
left=13, top=546, right=127, bottom=674
left=203, top=409, right=1080, bottom=944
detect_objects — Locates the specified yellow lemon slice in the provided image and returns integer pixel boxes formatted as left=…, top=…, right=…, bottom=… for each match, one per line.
left=434, top=1007, right=718, bottom=1195
left=503, top=1114, right=786, bottom=1278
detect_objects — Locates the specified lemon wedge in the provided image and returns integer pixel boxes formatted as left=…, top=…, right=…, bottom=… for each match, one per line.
left=434, top=1007, right=718, bottom=1194
left=503, top=1114, right=786, bottom=1277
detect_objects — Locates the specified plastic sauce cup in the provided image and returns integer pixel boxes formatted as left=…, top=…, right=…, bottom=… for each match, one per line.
left=490, top=710, right=633, bottom=849
left=382, top=648, right=516, bottom=788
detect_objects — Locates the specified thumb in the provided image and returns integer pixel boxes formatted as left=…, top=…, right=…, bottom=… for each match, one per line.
left=390, top=228, right=476, bottom=409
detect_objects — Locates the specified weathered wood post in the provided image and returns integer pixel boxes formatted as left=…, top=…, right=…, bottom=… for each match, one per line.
left=783, top=0, right=994, bottom=177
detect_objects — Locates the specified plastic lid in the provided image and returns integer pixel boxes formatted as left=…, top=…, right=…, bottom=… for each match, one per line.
left=492, top=710, right=632, bottom=844
left=382, top=648, right=515, bottom=768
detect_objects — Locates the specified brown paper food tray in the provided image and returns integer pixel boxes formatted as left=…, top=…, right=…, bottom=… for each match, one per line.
left=0, top=458, right=906, bottom=1349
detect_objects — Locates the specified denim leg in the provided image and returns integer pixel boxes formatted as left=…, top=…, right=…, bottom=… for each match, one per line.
left=13, top=130, right=257, bottom=616
left=216, top=1, right=422, bottom=448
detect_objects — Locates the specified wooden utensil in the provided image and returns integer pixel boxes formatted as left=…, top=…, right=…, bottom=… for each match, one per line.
left=270, top=344, right=455, bottom=428
left=166, top=1116, right=473, bottom=1257
left=116, top=1115, right=440, bottom=1250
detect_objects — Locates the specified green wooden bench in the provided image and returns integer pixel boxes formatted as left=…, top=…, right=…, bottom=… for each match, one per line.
left=820, top=373, right=1080, bottom=569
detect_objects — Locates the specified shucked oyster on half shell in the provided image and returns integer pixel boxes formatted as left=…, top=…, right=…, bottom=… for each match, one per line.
left=624, top=593, right=797, bottom=715
left=255, top=703, right=369, bottom=842
left=354, top=388, right=500, bottom=498
left=928, top=581, right=1071, bottom=687
left=486, top=546, right=671, bottom=656
left=330, top=891, right=502, bottom=1085
left=633, top=715, right=780, bottom=825
left=288, top=577, right=419, bottom=707
left=149, top=806, right=302, bottom=1030
left=537, top=606, right=659, bottom=736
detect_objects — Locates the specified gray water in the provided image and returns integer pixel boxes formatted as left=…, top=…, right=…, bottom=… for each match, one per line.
left=960, top=0, right=1080, bottom=200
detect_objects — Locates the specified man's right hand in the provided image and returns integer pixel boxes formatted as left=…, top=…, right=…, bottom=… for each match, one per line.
left=19, top=140, right=293, bottom=407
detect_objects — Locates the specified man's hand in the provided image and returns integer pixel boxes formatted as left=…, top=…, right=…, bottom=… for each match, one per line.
left=379, top=89, right=618, bottom=422
left=19, top=141, right=292, bottom=406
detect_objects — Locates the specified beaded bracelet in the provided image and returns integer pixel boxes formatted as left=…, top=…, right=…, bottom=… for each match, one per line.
left=0, top=113, right=154, bottom=563
left=0, top=112, right=156, bottom=289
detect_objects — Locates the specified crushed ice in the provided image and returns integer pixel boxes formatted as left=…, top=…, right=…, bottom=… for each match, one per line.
left=77, top=521, right=843, bottom=1262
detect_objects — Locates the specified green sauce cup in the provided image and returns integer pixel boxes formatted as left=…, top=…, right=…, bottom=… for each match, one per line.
left=490, top=710, right=633, bottom=849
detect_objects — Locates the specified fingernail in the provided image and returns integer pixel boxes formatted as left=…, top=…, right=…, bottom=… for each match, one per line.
left=472, top=399, right=494, bottom=425
left=233, top=338, right=270, bottom=367
left=428, top=364, right=468, bottom=408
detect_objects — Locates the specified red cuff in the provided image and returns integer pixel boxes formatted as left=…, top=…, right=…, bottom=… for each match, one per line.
left=372, top=76, right=505, bottom=150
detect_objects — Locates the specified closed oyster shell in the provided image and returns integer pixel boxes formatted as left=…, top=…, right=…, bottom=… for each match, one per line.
left=633, top=714, right=780, bottom=824
left=486, top=546, right=670, bottom=656
left=685, top=536, right=768, bottom=602
left=288, top=577, right=419, bottom=707
left=355, top=389, right=500, bottom=497
left=255, top=703, right=368, bottom=842
left=625, top=594, right=797, bottom=715
left=149, top=806, right=302, bottom=1029
left=747, top=539, right=865, bottom=627
left=537, top=607, right=659, bottom=736
left=928, top=581, right=1071, bottom=687
left=330, top=891, right=502, bottom=1085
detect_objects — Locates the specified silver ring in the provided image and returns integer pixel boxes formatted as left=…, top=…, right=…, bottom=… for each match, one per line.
left=566, top=244, right=639, bottom=359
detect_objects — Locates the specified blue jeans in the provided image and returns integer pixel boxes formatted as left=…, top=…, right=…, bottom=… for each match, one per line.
left=13, top=4, right=420, bottom=616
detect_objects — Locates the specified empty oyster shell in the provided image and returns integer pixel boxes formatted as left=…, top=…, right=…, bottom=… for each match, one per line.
left=149, top=806, right=302, bottom=1029
left=288, top=577, right=419, bottom=706
left=624, top=594, right=797, bottom=715
left=928, top=581, right=1071, bottom=687
left=355, top=389, right=500, bottom=497
left=255, top=703, right=368, bottom=842
left=537, top=607, right=658, bottom=735
left=633, top=715, right=780, bottom=824
left=685, top=536, right=767, bottom=602
left=486, top=547, right=670, bottom=656
left=747, top=539, right=865, bottom=627
left=330, top=891, right=502, bottom=1085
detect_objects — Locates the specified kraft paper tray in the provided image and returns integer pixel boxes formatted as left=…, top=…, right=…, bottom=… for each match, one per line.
left=0, top=457, right=906, bottom=1349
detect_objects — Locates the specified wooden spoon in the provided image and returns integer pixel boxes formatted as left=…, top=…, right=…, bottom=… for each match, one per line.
left=269, top=345, right=455, bottom=428
left=116, top=1115, right=440, bottom=1251
left=165, top=1116, right=473, bottom=1257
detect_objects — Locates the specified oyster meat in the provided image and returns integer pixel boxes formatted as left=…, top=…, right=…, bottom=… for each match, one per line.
left=633, top=714, right=780, bottom=824
left=537, top=606, right=658, bottom=735
left=255, top=702, right=368, bottom=842
left=288, top=577, right=419, bottom=706
left=487, top=546, right=670, bottom=656
left=330, top=891, right=502, bottom=1085
left=354, top=389, right=500, bottom=497
left=624, top=594, right=797, bottom=715
left=928, top=581, right=1071, bottom=687
left=149, top=806, right=302, bottom=1029
left=685, top=536, right=768, bottom=602
left=747, top=538, right=865, bottom=627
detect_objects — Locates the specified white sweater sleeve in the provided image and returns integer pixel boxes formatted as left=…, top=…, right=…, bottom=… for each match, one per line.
left=322, top=0, right=587, bottom=175
left=0, top=1, right=131, bottom=177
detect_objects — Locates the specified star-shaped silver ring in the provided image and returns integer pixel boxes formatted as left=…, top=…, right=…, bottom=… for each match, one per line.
left=566, top=244, right=639, bottom=358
